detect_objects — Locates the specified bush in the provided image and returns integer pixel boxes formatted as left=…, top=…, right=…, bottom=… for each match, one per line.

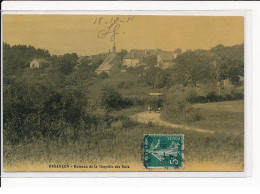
left=184, top=87, right=198, bottom=102
left=123, top=81, right=134, bottom=89
left=117, top=81, right=135, bottom=89
left=186, top=89, right=244, bottom=103
left=206, top=91, right=223, bottom=102
left=161, top=86, right=201, bottom=123
left=98, top=72, right=108, bottom=79
left=100, top=85, right=133, bottom=112
left=3, top=75, right=90, bottom=144
left=119, top=115, right=137, bottom=129
left=117, top=81, right=125, bottom=89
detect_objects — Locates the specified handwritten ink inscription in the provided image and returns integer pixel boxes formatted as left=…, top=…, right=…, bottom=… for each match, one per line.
left=94, top=16, right=135, bottom=41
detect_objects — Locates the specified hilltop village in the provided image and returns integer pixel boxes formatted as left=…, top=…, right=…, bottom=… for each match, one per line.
left=29, top=43, right=178, bottom=76
left=25, top=42, right=243, bottom=96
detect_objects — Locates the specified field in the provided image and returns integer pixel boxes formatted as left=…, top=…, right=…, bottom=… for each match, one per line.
left=87, top=72, right=161, bottom=101
left=192, top=100, right=244, bottom=135
left=3, top=72, right=244, bottom=172
left=4, top=98, right=244, bottom=172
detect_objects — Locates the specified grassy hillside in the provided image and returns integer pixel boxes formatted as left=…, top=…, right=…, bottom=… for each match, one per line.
left=87, top=72, right=162, bottom=103
left=192, top=100, right=244, bottom=135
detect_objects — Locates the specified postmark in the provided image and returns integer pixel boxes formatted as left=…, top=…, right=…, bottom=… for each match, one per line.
left=143, top=134, right=184, bottom=169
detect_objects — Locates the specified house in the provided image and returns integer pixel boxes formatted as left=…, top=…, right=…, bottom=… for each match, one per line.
left=157, top=51, right=176, bottom=69
left=30, top=59, right=51, bottom=68
left=75, top=54, right=108, bottom=70
left=95, top=53, right=121, bottom=76
left=123, top=49, right=146, bottom=67
left=76, top=56, right=87, bottom=64
left=74, top=56, right=89, bottom=70
left=145, top=49, right=158, bottom=56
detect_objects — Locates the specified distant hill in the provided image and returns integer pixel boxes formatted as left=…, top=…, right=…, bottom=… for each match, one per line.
left=210, top=44, right=244, bottom=62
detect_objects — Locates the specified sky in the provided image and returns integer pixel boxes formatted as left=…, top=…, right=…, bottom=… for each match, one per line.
left=3, top=15, right=244, bottom=56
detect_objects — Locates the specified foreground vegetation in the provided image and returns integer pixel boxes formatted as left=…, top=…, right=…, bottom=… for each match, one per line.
left=3, top=43, right=244, bottom=171
left=192, top=100, right=244, bottom=135
left=4, top=119, right=244, bottom=170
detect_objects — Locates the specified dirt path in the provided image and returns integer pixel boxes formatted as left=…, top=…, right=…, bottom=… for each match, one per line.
left=131, top=111, right=215, bottom=134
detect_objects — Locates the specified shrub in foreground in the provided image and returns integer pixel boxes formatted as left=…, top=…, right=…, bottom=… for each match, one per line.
left=100, top=85, right=133, bottom=112
left=161, top=86, right=201, bottom=123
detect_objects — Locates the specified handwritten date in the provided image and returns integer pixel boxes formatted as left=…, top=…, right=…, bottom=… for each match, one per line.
left=94, top=16, right=135, bottom=41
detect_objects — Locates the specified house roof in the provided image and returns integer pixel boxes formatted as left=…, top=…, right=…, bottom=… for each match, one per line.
left=32, top=59, right=51, bottom=64
left=76, top=56, right=86, bottom=64
left=96, top=53, right=118, bottom=71
left=146, top=49, right=158, bottom=56
left=158, top=51, right=175, bottom=61
left=124, top=49, right=146, bottom=59
left=148, top=93, right=163, bottom=96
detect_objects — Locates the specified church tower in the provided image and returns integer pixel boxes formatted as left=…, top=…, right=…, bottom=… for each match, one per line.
left=112, top=42, right=116, bottom=53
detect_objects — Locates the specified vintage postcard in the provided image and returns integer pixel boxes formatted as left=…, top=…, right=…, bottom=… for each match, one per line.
left=2, top=14, right=244, bottom=172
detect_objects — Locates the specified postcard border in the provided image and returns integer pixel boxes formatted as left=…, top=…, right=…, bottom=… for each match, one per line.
left=0, top=9, right=252, bottom=178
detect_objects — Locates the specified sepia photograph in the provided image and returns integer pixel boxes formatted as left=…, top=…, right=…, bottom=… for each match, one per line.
left=2, top=14, right=244, bottom=172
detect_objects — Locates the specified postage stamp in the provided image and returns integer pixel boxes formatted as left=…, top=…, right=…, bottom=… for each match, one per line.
left=143, top=134, right=184, bottom=169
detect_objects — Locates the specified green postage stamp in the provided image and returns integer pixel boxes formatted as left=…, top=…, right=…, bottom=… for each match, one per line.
left=143, top=134, right=184, bottom=169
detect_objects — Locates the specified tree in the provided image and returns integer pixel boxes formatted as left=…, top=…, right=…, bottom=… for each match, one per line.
left=215, top=56, right=244, bottom=85
left=173, top=48, right=182, bottom=56
left=98, top=72, right=109, bottom=79
left=161, top=85, right=201, bottom=123
left=143, top=55, right=157, bottom=67
left=211, top=44, right=244, bottom=94
left=3, top=43, right=51, bottom=76
left=53, top=53, right=78, bottom=75
left=3, top=69, right=88, bottom=144
left=142, top=67, right=159, bottom=88
left=173, top=50, right=215, bottom=87
left=118, top=49, right=128, bottom=59
left=154, top=68, right=171, bottom=89
left=137, top=66, right=170, bottom=89
left=100, top=85, right=124, bottom=111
